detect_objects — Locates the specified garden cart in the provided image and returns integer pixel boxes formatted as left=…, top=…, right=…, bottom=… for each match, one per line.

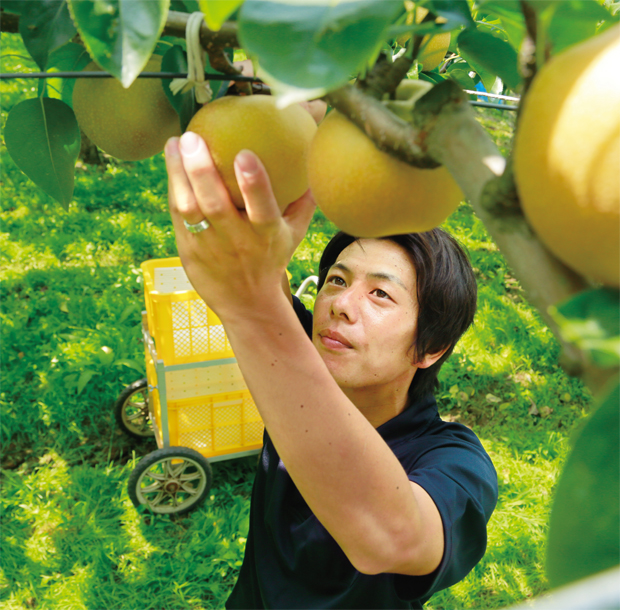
left=116, top=257, right=317, bottom=516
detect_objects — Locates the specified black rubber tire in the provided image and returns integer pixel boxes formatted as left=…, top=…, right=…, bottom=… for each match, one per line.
left=114, top=378, right=154, bottom=439
left=127, top=446, right=213, bottom=515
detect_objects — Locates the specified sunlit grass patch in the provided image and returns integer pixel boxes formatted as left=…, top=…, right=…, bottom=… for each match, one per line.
left=1, top=30, right=595, bottom=610
left=427, top=436, right=563, bottom=609
left=1, top=451, right=255, bottom=610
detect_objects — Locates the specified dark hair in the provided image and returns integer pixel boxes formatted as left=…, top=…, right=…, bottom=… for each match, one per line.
left=317, top=229, right=477, bottom=402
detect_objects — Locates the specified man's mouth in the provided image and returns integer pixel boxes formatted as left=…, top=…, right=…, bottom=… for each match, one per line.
left=319, top=329, right=353, bottom=349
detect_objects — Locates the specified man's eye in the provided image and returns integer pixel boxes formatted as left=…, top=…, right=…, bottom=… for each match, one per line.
left=373, top=289, right=390, bottom=299
left=327, top=276, right=345, bottom=286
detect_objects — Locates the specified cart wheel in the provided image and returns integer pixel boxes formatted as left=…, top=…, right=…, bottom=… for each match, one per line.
left=128, top=447, right=212, bottom=515
left=115, top=379, right=153, bottom=439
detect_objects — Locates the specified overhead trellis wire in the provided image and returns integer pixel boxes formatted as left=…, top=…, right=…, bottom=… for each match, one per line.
left=0, top=71, right=519, bottom=111
left=0, top=71, right=255, bottom=81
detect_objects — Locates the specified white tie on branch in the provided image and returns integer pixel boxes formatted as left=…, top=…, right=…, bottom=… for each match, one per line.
left=169, top=12, right=212, bottom=104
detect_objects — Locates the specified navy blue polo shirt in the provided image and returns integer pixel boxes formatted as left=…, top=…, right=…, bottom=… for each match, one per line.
left=226, top=298, right=498, bottom=609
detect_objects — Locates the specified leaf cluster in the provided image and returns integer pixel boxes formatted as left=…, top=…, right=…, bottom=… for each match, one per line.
left=2, top=0, right=618, bottom=207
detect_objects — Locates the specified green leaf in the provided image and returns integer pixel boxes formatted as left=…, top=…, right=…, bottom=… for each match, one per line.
left=474, top=0, right=526, bottom=50
left=170, top=0, right=200, bottom=11
left=98, top=346, right=115, bottom=368
left=19, top=0, right=77, bottom=71
left=427, top=0, right=474, bottom=28
left=446, top=66, right=477, bottom=92
left=4, top=97, right=80, bottom=208
left=1, top=1, right=23, bottom=14
left=546, top=379, right=620, bottom=587
left=198, top=0, right=244, bottom=31
left=114, top=359, right=145, bottom=373
left=541, top=0, right=618, bottom=56
left=457, top=27, right=521, bottom=90
left=43, top=42, right=91, bottom=107
left=453, top=56, right=495, bottom=92
left=419, top=71, right=446, bottom=84
left=475, top=0, right=521, bottom=17
left=118, top=303, right=140, bottom=325
left=67, top=0, right=170, bottom=88
left=238, top=0, right=402, bottom=104
left=549, top=289, right=620, bottom=368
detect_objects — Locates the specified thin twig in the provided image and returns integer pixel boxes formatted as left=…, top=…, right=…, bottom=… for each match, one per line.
left=325, top=84, right=439, bottom=168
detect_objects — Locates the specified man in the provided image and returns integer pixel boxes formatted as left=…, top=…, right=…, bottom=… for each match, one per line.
left=165, top=128, right=497, bottom=609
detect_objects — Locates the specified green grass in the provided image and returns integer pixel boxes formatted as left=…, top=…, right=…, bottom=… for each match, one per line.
left=1, top=32, right=593, bottom=610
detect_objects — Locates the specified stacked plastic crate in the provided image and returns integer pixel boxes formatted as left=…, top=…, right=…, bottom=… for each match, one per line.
left=141, top=258, right=264, bottom=461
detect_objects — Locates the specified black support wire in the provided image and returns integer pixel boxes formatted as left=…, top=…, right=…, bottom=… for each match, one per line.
left=0, top=71, right=519, bottom=111
left=0, top=71, right=255, bottom=81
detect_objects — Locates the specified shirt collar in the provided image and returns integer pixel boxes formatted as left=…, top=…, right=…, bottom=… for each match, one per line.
left=376, top=393, right=439, bottom=443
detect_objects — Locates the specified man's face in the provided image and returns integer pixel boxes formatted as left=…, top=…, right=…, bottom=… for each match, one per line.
left=312, top=239, right=419, bottom=398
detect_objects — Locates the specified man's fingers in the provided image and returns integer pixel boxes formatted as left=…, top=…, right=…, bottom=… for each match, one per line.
left=165, top=137, right=204, bottom=225
left=178, top=132, right=239, bottom=230
left=234, top=150, right=280, bottom=230
left=284, top=189, right=317, bottom=243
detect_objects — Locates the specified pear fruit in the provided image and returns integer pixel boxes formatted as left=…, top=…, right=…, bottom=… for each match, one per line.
left=72, top=56, right=181, bottom=161
left=397, top=5, right=451, bottom=72
left=514, top=24, right=620, bottom=286
left=307, top=110, right=462, bottom=237
left=186, top=95, right=318, bottom=211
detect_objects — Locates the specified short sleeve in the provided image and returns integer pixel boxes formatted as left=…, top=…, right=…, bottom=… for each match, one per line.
left=292, top=295, right=313, bottom=338
left=393, top=433, right=498, bottom=603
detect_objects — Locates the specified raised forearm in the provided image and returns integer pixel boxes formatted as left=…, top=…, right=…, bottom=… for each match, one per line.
left=220, top=294, right=433, bottom=574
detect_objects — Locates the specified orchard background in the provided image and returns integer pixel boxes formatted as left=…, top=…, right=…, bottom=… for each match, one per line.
left=1, top=1, right=618, bottom=609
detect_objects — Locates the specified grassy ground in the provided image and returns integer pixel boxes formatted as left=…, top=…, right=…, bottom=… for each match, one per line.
left=1, top=33, right=592, bottom=609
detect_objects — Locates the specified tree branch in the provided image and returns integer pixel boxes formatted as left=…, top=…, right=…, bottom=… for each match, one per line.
left=414, top=80, right=595, bottom=380
left=162, top=11, right=249, bottom=90
left=325, top=84, right=439, bottom=168
left=329, top=79, right=597, bottom=386
left=162, top=10, right=239, bottom=51
left=0, top=10, right=19, bottom=34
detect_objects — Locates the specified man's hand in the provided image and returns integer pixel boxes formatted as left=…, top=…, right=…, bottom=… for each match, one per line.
left=165, top=132, right=316, bottom=320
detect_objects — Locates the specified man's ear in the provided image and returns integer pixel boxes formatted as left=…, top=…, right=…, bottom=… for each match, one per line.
left=415, top=347, right=449, bottom=369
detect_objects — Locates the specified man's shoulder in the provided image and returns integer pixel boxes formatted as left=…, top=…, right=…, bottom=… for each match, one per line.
left=428, top=415, right=486, bottom=447
left=389, top=405, right=495, bottom=479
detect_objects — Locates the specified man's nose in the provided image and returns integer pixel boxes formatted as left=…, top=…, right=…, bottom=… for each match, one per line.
left=330, top=286, right=360, bottom=322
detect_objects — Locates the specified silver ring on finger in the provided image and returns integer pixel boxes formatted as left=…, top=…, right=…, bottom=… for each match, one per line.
left=183, top=218, right=210, bottom=234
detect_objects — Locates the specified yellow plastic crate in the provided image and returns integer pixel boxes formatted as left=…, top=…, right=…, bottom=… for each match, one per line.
left=141, top=258, right=234, bottom=365
left=145, top=346, right=247, bottom=401
left=149, top=385, right=264, bottom=459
